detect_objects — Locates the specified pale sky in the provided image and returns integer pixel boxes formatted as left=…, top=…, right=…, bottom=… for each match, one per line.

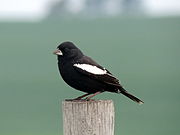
left=0, top=0, right=180, bottom=21
left=145, top=0, right=180, bottom=16
left=0, top=0, right=52, bottom=21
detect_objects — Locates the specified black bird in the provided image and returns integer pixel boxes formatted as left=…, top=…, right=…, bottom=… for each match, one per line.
left=53, top=41, right=144, bottom=104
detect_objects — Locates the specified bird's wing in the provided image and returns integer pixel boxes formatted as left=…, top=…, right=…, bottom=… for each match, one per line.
left=73, top=56, right=122, bottom=87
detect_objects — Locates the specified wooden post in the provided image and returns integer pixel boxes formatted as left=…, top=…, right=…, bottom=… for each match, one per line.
left=62, top=100, right=114, bottom=135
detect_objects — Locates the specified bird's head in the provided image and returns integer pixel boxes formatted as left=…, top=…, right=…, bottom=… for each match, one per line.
left=53, top=41, right=83, bottom=60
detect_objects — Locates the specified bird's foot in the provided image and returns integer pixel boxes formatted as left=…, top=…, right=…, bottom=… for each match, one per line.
left=65, top=92, right=101, bottom=102
left=65, top=98, right=95, bottom=102
left=84, top=91, right=102, bottom=101
left=84, top=97, right=95, bottom=101
left=65, top=98, right=86, bottom=102
left=85, top=98, right=95, bottom=101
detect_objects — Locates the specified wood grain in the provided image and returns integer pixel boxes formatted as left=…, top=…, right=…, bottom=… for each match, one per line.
left=62, top=100, right=114, bottom=135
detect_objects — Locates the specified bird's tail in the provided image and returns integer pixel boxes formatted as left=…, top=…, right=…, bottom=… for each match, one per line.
left=120, top=88, right=144, bottom=105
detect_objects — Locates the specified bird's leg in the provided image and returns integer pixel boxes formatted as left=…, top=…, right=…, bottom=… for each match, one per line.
left=74, top=93, right=91, bottom=100
left=65, top=93, right=91, bottom=101
left=85, top=91, right=102, bottom=101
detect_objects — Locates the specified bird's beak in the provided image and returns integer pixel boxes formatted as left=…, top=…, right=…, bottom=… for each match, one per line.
left=53, top=49, right=63, bottom=56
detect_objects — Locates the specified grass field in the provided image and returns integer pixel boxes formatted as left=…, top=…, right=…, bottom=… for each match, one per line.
left=0, top=17, right=180, bottom=135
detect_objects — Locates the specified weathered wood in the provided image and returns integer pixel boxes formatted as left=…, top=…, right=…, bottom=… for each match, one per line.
left=62, top=100, right=114, bottom=135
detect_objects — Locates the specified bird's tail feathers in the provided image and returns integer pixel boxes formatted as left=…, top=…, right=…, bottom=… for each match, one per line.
left=119, top=88, right=144, bottom=105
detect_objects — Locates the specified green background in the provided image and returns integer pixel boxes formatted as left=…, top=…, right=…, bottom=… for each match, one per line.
left=0, top=17, right=180, bottom=135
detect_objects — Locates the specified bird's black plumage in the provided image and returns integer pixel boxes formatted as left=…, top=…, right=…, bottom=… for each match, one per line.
left=54, top=41, right=144, bottom=104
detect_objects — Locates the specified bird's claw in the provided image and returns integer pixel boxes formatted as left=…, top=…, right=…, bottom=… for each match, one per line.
left=65, top=98, right=86, bottom=102
left=65, top=98, right=95, bottom=102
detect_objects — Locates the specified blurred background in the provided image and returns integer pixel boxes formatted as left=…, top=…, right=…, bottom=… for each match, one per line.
left=0, top=0, right=180, bottom=135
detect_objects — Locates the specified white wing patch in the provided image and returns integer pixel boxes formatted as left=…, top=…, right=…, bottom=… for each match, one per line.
left=73, top=63, right=107, bottom=75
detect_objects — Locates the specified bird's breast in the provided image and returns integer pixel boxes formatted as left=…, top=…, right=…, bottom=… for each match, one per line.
left=58, top=62, right=79, bottom=85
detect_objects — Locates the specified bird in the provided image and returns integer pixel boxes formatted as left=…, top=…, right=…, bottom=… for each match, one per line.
left=53, top=41, right=144, bottom=104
